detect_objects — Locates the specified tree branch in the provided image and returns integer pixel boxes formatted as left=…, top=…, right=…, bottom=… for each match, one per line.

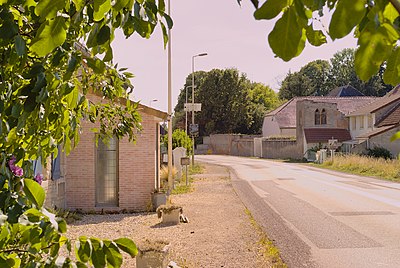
left=389, top=0, right=400, bottom=15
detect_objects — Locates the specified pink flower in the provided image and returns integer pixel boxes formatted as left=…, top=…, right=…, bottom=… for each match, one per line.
left=34, top=173, right=43, bottom=185
left=8, top=156, right=23, bottom=177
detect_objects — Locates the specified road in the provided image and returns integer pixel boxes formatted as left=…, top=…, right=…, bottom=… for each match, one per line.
left=196, top=155, right=400, bottom=268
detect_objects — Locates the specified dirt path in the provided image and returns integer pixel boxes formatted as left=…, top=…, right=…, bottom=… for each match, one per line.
left=66, top=164, right=271, bottom=267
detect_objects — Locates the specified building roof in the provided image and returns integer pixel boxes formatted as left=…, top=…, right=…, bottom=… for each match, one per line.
left=304, top=128, right=351, bottom=143
left=326, top=85, right=365, bottom=97
left=375, top=102, right=400, bottom=127
left=347, top=86, right=400, bottom=116
left=355, top=125, right=397, bottom=139
left=265, top=96, right=377, bottom=128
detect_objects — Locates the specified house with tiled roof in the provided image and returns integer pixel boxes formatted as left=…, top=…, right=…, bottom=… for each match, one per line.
left=344, top=86, right=400, bottom=156
left=261, top=88, right=378, bottom=158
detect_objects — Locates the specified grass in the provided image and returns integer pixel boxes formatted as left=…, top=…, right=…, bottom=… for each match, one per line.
left=189, top=163, right=204, bottom=175
left=172, top=172, right=195, bottom=195
left=315, top=154, right=400, bottom=182
left=245, top=209, right=287, bottom=268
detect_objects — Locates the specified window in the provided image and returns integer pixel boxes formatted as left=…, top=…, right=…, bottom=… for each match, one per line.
left=315, top=109, right=320, bottom=125
left=359, top=116, right=364, bottom=129
left=315, top=109, right=327, bottom=125
left=321, top=109, right=327, bottom=125
left=368, top=115, right=373, bottom=128
left=351, top=117, right=356, bottom=130
left=96, top=137, right=119, bottom=207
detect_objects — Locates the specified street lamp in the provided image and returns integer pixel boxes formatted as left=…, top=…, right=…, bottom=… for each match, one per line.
left=167, top=0, right=173, bottom=192
left=191, top=52, right=207, bottom=166
left=149, top=99, right=158, bottom=107
left=184, top=85, right=196, bottom=134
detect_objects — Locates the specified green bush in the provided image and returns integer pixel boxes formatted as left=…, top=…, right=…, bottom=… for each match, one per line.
left=163, top=129, right=193, bottom=155
left=366, top=146, right=393, bottom=160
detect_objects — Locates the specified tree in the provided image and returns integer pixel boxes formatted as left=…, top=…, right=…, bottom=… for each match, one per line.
left=278, top=60, right=330, bottom=99
left=174, top=68, right=281, bottom=135
left=278, top=49, right=393, bottom=98
left=244, top=0, right=400, bottom=85
left=162, top=129, right=193, bottom=155
left=0, top=0, right=171, bottom=266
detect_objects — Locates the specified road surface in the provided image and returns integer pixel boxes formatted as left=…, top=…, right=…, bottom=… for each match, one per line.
left=196, top=155, right=400, bottom=268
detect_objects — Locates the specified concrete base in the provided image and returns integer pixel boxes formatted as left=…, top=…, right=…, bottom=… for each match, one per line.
left=162, top=208, right=181, bottom=225
left=136, top=243, right=169, bottom=268
left=152, top=192, right=167, bottom=211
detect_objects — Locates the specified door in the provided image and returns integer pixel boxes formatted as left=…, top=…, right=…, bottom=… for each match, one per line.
left=96, top=137, right=119, bottom=207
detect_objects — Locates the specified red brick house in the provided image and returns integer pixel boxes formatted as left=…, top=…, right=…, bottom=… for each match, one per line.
left=45, top=93, right=167, bottom=212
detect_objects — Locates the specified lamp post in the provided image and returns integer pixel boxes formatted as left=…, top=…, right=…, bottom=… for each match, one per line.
left=184, top=85, right=196, bottom=135
left=191, top=53, right=207, bottom=166
left=167, top=0, right=173, bottom=192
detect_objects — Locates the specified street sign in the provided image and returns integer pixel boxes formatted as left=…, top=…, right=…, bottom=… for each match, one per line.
left=184, top=103, right=202, bottom=112
left=328, top=139, right=338, bottom=150
left=189, top=124, right=199, bottom=136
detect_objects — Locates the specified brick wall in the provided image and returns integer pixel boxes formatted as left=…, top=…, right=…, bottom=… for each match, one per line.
left=65, top=94, right=161, bottom=212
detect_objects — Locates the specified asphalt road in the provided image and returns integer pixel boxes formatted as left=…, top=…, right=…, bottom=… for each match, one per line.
left=196, top=155, right=400, bottom=268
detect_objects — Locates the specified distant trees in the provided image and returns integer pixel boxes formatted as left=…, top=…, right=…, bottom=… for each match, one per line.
left=278, top=49, right=393, bottom=99
left=173, top=68, right=281, bottom=136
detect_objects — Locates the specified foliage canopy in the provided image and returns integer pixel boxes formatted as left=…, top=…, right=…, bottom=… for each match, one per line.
left=0, top=0, right=171, bottom=266
left=242, top=0, right=400, bottom=85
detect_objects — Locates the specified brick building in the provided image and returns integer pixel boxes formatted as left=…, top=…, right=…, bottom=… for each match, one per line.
left=45, top=93, right=167, bottom=212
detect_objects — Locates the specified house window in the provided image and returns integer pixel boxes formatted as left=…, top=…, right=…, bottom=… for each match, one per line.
left=368, top=115, right=373, bottom=128
left=321, top=109, right=327, bottom=125
left=315, top=109, right=327, bottom=125
left=96, top=137, right=119, bottom=207
left=315, top=109, right=320, bottom=125
left=359, top=116, right=364, bottom=129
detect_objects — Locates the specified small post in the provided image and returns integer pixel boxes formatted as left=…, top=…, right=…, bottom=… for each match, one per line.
left=180, top=157, right=190, bottom=186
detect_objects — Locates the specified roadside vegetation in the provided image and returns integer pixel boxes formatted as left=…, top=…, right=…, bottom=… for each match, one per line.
left=317, top=154, right=400, bottom=182
left=245, top=209, right=287, bottom=268
left=171, top=163, right=204, bottom=195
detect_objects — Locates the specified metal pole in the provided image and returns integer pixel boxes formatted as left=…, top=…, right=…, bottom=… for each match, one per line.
left=167, top=0, right=173, bottom=192
left=185, top=86, right=188, bottom=134
left=191, top=56, right=195, bottom=166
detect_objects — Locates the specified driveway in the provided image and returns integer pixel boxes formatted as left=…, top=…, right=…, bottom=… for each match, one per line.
left=197, top=155, right=400, bottom=268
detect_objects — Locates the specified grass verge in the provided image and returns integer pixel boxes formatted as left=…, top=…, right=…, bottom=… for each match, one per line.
left=314, top=154, right=400, bottom=182
left=245, top=209, right=287, bottom=268
left=189, top=163, right=204, bottom=175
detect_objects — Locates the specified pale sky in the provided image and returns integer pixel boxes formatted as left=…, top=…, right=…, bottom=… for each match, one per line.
left=112, top=0, right=357, bottom=112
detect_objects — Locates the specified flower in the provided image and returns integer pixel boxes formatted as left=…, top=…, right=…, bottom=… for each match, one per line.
left=34, top=173, right=43, bottom=185
left=8, top=156, right=23, bottom=177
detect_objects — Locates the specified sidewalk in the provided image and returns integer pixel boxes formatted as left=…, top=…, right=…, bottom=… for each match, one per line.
left=66, top=163, right=275, bottom=267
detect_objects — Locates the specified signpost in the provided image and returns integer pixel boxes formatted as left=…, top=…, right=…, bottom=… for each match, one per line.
left=181, top=157, right=190, bottom=186
left=328, top=138, right=338, bottom=161
left=184, top=103, right=202, bottom=112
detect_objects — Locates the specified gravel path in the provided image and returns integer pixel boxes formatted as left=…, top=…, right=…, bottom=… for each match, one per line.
left=66, top=164, right=271, bottom=267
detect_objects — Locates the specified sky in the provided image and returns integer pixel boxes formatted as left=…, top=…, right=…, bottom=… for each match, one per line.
left=112, top=0, right=357, bottom=112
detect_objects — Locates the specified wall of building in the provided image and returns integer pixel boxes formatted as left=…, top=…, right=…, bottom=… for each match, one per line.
left=205, top=134, right=259, bottom=157
left=369, top=127, right=400, bottom=158
left=261, top=140, right=302, bottom=159
left=65, top=94, right=160, bottom=212
left=262, top=116, right=281, bottom=137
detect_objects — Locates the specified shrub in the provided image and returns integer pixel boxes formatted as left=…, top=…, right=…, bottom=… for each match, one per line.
left=366, top=146, right=393, bottom=159
left=162, top=129, right=193, bottom=155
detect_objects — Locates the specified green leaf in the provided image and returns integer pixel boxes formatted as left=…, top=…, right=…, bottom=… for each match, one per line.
left=384, top=47, right=400, bottom=85
left=30, top=17, right=68, bottom=57
left=72, top=0, right=84, bottom=11
left=96, top=25, right=111, bottom=45
left=104, top=243, right=123, bottom=267
left=76, top=238, right=92, bottom=263
left=329, top=0, right=367, bottom=40
left=164, top=13, right=173, bottom=29
left=391, top=130, right=400, bottom=141
left=113, top=0, right=129, bottom=13
left=86, top=58, right=106, bottom=74
left=306, top=24, right=327, bottom=46
left=254, top=0, right=292, bottom=20
left=268, top=6, right=304, bottom=61
left=355, top=23, right=394, bottom=80
left=94, top=0, right=111, bottom=21
left=15, top=35, right=26, bottom=56
left=113, top=238, right=138, bottom=257
left=35, top=0, right=65, bottom=19
left=23, top=179, right=45, bottom=208
left=160, top=22, right=168, bottom=48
